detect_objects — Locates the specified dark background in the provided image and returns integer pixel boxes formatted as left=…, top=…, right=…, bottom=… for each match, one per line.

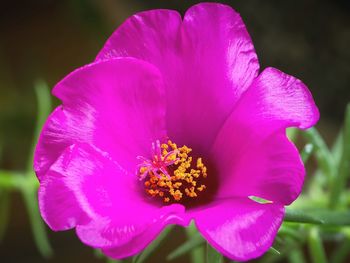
left=0, top=0, right=349, bottom=262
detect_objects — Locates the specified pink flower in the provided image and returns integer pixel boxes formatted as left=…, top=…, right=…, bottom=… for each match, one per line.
left=34, top=3, right=319, bottom=261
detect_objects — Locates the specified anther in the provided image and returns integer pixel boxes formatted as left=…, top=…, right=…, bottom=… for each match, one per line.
left=137, top=140, right=208, bottom=203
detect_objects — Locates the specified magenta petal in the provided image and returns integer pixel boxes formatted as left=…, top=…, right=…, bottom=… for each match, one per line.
left=100, top=224, right=166, bottom=259
left=38, top=147, right=90, bottom=231
left=182, top=3, right=259, bottom=99
left=39, top=143, right=188, bottom=250
left=100, top=224, right=169, bottom=259
left=192, top=198, right=284, bottom=261
left=34, top=58, right=166, bottom=180
left=231, top=67, right=319, bottom=133
left=76, top=203, right=188, bottom=250
left=214, top=132, right=305, bottom=205
left=39, top=143, right=133, bottom=231
left=96, top=3, right=259, bottom=153
left=211, top=67, right=319, bottom=204
left=96, top=9, right=182, bottom=63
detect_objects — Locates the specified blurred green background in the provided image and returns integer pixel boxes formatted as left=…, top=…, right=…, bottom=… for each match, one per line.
left=0, top=0, right=349, bottom=262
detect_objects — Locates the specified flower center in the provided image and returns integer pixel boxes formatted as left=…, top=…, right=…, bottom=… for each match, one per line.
left=137, top=140, right=208, bottom=203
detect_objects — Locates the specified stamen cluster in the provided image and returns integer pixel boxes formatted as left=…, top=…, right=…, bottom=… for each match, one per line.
left=138, top=140, right=207, bottom=203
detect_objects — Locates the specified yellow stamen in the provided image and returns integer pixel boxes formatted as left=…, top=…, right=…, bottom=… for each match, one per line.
left=139, top=140, right=208, bottom=203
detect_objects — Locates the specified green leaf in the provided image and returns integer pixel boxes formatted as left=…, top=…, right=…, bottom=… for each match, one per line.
left=167, top=231, right=205, bottom=261
left=287, top=248, right=306, bottom=263
left=268, top=247, right=281, bottom=255
left=284, top=209, right=324, bottom=224
left=26, top=80, right=52, bottom=173
left=303, top=128, right=334, bottom=180
left=185, top=223, right=205, bottom=263
left=0, top=170, right=18, bottom=189
left=134, top=225, right=174, bottom=263
left=206, top=243, right=223, bottom=263
left=330, top=237, right=350, bottom=263
left=106, top=258, right=122, bottom=263
left=309, top=210, right=350, bottom=226
left=287, top=128, right=299, bottom=142
left=0, top=190, right=10, bottom=242
left=0, top=81, right=53, bottom=258
left=308, top=227, right=328, bottom=263
left=286, top=209, right=350, bottom=226
left=301, top=143, right=314, bottom=163
left=22, top=187, right=53, bottom=258
left=94, top=249, right=105, bottom=259
left=331, top=131, right=343, bottom=167
left=0, top=170, right=30, bottom=189
left=329, top=103, right=350, bottom=208
left=260, top=235, right=305, bottom=263
left=278, top=226, right=302, bottom=241
left=106, top=258, right=123, bottom=263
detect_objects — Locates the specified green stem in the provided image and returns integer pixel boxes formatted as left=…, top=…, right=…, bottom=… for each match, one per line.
left=26, top=80, right=52, bottom=173
left=106, top=258, right=122, bottom=263
left=308, top=227, right=328, bottom=263
left=330, top=236, right=350, bottom=263
left=285, top=208, right=350, bottom=226
left=185, top=223, right=204, bottom=263
left=269, top=247, right=280, bottom=255
left=303, top=128, right=334, bottom=181
left=329, top=104, right=350, bottom=208
left=284, top=209, right=324, bottom=224
left=301, top=143, right=314, bottom=163
left=133, top=225, right=174, bottom=263
left=0, top=170, right=38, bottom=190
left=287, top=248, right=306, bottom=263
left=167, top=232, right=204, bottom=261
left=21, top=186, right=53, bottom=258
left=287, top=128, right=299, bottom=142
left=206, top=242, right=223, bottom=263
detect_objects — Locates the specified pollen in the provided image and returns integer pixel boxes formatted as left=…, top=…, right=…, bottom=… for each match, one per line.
left=137, top=140, right=208, bottom=203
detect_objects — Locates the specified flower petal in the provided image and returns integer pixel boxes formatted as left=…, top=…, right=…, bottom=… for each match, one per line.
left=96, top=3, right=259, bottom=154
left=76, top=204, right=187, bottom=250
left=211, top=67, right=319, bottom=204
left=214, top=131, right=305, bottom=205
left=34, top=58, right=166, bottom=180
left=192, top=197, right=284, bottom=261
left=39, top=143, right=188, bottom=250
left=229, top=67, right=319, bottom=133
left=89, top=217, right=184, bottom=259
left=96, top=9, right=182, bottom=63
